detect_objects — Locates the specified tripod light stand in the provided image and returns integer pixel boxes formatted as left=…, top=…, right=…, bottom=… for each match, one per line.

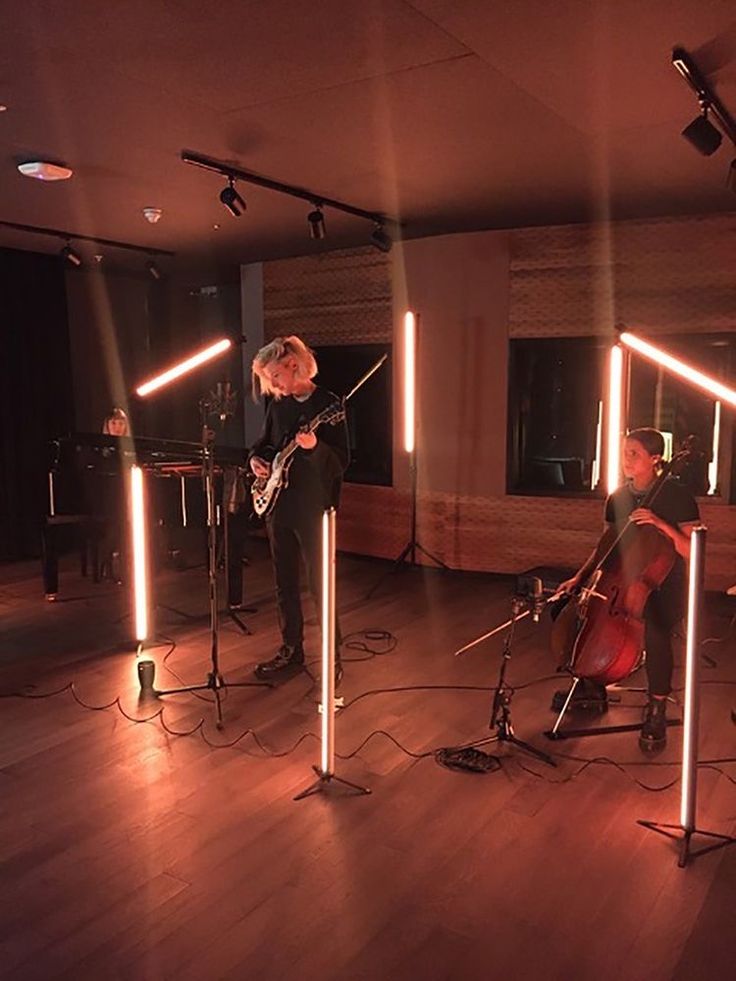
left=134, top=336, right=267, bottom=728
left=368, top=311, right=448, bottom=598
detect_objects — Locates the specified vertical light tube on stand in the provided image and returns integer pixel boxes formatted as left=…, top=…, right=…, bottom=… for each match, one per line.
left=403, top=311, right=416, bottom=454
left=180, top=474, right=188, bottom=527
left=708, top=401, right=721, bottom=494
left=681, top=525, right=706, bottom=833
left=590, top=400, right=603, bottom=489
left=606, top=344, right=624, bottom=493
left=130, top=465, right=149, bottom=645
left=320, top=508, right=337, bottom=777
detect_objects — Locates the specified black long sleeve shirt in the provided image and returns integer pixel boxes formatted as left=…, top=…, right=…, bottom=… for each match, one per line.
left=250, top=386, right=349, bottom=522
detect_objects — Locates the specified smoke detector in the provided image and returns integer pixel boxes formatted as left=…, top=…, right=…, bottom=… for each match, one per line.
left=18, top=160, right=73, bottom=181
left=143, top=207, right=163, bottom=224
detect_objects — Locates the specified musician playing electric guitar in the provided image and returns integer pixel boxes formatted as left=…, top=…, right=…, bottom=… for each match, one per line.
left=249, top=336, right=349, bottom=683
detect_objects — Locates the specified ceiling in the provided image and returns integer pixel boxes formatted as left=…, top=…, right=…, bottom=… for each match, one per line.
left=1, top=0, right=735, bottom=279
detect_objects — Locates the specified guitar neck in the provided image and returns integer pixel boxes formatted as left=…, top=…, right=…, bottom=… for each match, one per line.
left=279, top=411, right=328, bottom=464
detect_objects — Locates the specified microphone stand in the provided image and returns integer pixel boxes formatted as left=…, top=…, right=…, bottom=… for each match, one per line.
left=147, top=396, right=268, bottom=728
left=452, top=595, right=556, bottom=768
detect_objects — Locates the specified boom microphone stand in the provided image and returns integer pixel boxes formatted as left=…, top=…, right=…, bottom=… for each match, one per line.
left=450, top=593, right=556, bottom=768
left=145, top=398, right=268, bottom=726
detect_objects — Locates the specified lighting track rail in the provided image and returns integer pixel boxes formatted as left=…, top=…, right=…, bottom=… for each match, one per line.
left=0, top=220, right=176, bottom=257
left=181, top=149, right=401, bottom=248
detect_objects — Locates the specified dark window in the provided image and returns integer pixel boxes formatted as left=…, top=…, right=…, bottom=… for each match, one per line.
left=314, top=343, right=392, bottom=486
left=507, top=337, right=608, bottom=495
left=507, top=333, right=736, bottom=501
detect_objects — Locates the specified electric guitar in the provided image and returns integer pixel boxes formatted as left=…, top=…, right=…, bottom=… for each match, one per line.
left=251, top=400, right=346, bottom=517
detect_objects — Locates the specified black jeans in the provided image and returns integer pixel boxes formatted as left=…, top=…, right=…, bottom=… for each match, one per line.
left=266, top=513, right=341, bottom=654
left=644, top=588, right=683, bottom=697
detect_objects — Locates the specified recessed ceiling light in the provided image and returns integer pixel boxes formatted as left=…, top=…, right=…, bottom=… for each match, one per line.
left=0, top=105, right=7, bottom=112
left=18, top=160, right=73, bottom=181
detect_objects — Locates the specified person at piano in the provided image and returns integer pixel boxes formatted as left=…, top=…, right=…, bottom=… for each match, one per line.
left=96, top=406, right=129, bottom=581
left=249, top=336, right=349, bottom=684
left=102, top=406, right=129, bottom=437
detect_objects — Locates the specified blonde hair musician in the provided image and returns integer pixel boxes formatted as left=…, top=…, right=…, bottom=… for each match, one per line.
left=251, top=335, right=318, bottom=400
left=248, top=335, right=349, bottom=685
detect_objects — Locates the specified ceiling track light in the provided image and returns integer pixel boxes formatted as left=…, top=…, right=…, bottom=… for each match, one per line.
left=219, top=178, right=246, bottom=217
left=672, top=47, right=736, bottom=166
left=682, top=102, right=723, bottom=156
left=0, top=220, right=175, bottom=258
left=60, top=243, right=82, bottom=267
left=182, top=149, right=401, bottom=246
left=370, top=223, right=392, bottom=254
left=307, top=205, right=326, bottom=240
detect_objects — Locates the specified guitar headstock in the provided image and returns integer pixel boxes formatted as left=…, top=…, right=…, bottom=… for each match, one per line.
left=317, top=401, right=346, bottom=428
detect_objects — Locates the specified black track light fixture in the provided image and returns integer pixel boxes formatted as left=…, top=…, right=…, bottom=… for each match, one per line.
left=146, top=259, right=162, bottom=280
left=219, top=178, right=246, bottom=217
left=307, top=206, right=326, bottom=240
left=682, top=103, right=723, bottom=157
left=60, top=243, right=82, bottom=267
left=370, top=222, right=392, bottom=254
left=182, top=150, right=402, bottom=245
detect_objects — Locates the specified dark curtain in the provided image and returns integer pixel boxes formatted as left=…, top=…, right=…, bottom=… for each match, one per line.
left=0, top=248, right=74, bottom=560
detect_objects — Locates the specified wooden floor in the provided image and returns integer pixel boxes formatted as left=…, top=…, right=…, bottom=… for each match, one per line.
left=1, top=541, right=736, bottom=981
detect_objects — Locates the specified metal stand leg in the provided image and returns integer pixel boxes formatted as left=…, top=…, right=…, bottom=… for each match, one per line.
left=366, top=448, right=448, bottom=599
left=294, top=764, right=371, bottom=800
left=637, top=821, right=736, bottom=868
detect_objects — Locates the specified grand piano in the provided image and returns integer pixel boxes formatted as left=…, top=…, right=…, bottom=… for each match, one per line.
left=43, top=432, right=250, bottom=597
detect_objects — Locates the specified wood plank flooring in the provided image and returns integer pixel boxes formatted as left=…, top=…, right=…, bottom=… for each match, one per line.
left=1, top=541, right=735, bottom=980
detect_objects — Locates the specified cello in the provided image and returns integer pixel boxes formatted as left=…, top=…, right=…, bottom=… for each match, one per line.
left=551, top=450, right=691, bottom=687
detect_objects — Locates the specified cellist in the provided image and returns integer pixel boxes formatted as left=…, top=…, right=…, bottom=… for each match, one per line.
left=557, top=428, right=700, bottom=751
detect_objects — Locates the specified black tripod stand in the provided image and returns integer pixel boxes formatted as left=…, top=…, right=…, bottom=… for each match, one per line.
left=367, top=445, right=448, bottom=598
left=453, top=596, right=556, bottom=768
left=140, top=400, right=268, bottom=728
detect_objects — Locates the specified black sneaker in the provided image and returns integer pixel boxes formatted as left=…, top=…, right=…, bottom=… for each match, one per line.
left=551, top=679, right=608, bottom=713
left=639, top=696, right=667, bottom=752
left=254, top=645, right=305, bottom=682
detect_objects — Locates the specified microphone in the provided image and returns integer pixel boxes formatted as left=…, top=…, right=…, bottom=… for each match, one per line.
left=531, top=576, right=545, bottom=623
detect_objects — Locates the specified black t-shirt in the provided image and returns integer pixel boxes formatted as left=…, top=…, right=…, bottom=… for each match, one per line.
left=250, top=386, right=349, bottom=523
left=604, top=477, right=700, bottom=600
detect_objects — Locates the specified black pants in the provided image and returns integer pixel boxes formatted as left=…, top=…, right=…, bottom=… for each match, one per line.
left=266, top=513, right=341, bottom=653
left=644, top=588, right=683, bottom=697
